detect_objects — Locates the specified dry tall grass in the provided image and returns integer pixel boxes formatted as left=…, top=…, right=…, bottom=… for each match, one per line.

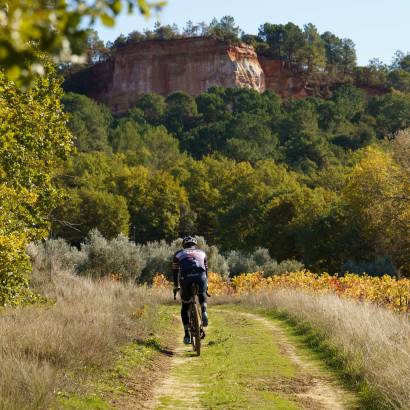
left=240, top=289, right=410, bottom=409
left=0, top=265, right=170, bottom=410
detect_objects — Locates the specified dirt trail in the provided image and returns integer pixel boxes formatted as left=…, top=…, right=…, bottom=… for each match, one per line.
left=148, top=342, right=204, bottom=409
left=239, top=312, right=355, bottom=410
left=144, top=308, right=358, bottom=410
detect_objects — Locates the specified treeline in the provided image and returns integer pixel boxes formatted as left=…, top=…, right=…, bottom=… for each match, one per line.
left=56, top=87, right=410, bottom=276
left=64, top=17, right=410, bottom=93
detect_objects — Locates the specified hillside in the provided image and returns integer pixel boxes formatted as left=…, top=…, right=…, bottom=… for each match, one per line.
left=64, top=36, right=388, bottom=113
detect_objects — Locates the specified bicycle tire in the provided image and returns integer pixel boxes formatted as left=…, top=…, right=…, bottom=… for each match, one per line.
left=193, top=303, right=201, bottom=356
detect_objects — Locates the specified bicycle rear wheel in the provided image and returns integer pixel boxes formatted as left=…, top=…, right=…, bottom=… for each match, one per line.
left=190, top=303, right=201, bottom=356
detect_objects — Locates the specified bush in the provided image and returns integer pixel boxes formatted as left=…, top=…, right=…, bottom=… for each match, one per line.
left=140, top=240, right=177, bottom=283
left=30, top=234, right=303, bottom=284
left=139, top=236, right=230, bottom=282
left=266, top=259, right=305, bottom=276
left=195, top=237, right=230, bottom=278
left=226, top=248, right=304, bottom=277
left=78, top=230, right=145, bottom=280
left=27, top=239, right=86, bottom=275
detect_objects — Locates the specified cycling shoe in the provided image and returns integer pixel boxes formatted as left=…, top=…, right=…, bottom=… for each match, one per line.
left=202, top=311, right=208, bottom=327
left=183, top=335, right=191, bottom=345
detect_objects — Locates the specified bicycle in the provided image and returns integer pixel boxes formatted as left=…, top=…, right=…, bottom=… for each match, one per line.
left=174, top=283, right=208, bottom=356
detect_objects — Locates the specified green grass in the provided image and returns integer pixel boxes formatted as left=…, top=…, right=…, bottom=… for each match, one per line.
left=57, top=394, right=111, bottom=410
left=156, top=307, right=300, bottom=409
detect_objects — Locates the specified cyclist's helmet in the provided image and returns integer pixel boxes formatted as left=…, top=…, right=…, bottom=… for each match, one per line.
left=182, top=236, right=197, bottom=248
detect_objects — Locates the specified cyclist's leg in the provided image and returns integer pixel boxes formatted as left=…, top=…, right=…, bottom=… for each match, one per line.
left=180, top=277, right=193, bottom=344
left=197, top=273, right=208, bottom=326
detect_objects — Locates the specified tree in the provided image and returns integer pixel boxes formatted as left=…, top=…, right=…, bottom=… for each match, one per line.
left=127, top=168, right=190, bottom=242
left=0, top=0, right=166, bottom=84
left=62, top=93, right=112, bottom=152
left=127, top=30, right=146, bottom=44
left=340, top=39, right=357, bottom=74
left=52, top=189, right=130, bottom=244
left=223, top=113, right=279, bottom=163
left=388, top=69, right=410, bottom=93
left=183, top=20, right=200, bottom=37
left=303, top=23, right=326, bottom=72
left=196, top=91, right=230, bottom=123
left=84, top=29, right=111, bottom=65
left=55, top=152, right=129, bottom=193
left=368, top=92, right=410, bottom=139
left=0, top=62, right=73, bottom=304
left=207, top=16, right=241, bottom=42
left=343, top=146, right=410, bottom=276
left=136, top=126, right=182, bottom=170
left=109, top=34, right=128, bottom=51
left=321, top=31, right=350, bottom=75
left=109, top=118, right=142, bottom=152
left=391, top=50, right=410, bottom=72
left=135, top=93, right=167, bottom=125
left=258, top=22, right=306, bottom=68
left=165, top=91, right=198, bottom=136
left=331, top=84, right=366, bottom=121
left=153, top=22, right=180, bottom=40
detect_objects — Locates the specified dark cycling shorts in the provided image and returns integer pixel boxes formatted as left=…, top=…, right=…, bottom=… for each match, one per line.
left=180, top=272, right=207, bottom=304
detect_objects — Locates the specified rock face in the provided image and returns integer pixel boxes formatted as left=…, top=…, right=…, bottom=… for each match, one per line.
left=258, top=57, right=309, bottom=98
left=67, top=38, right=265, bottom=113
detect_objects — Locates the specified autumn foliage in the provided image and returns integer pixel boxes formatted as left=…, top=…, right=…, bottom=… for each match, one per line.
left=153, top=271, right=410, bottom=312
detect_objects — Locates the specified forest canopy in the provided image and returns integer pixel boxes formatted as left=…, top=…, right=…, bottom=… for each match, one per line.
left=56, top=86, right=410, bottom=277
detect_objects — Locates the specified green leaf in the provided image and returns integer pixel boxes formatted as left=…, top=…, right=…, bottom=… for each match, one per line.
left=100, top=13, right=115, bottom=27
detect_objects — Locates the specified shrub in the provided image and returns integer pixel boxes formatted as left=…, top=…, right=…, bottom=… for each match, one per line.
left=140, top=240, right=178, bottom=283
left=265, top=259, right=305, bottom=276
left=226, top=250, right=259, bottom=276
left=78, top=230, right=145, bottom=280
left=27, top=239, right=86, bottom=276
left=226, top=248, right=303, bottom=277
left=195, top=236, right=230, bottom=278
left=140, top=236, right=230, bottom=282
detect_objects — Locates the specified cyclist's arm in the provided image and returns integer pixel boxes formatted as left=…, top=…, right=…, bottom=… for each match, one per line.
left=172, top=255, right=180, bottom=288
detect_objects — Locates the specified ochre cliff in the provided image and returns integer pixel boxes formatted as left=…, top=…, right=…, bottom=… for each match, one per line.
left=65, top=37, right=389, bottom=113
left=66, top=38, right=265, bottom=113
left=258, top=57, right=309, bottom=98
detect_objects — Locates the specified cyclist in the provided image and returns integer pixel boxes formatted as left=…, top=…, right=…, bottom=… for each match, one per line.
left=172, top=236, right=209, bottom=345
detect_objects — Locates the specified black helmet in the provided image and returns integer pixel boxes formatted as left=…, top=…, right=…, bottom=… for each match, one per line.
left=182, top=236, right=197, bottom=248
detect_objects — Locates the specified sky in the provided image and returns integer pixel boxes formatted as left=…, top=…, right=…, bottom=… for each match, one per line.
left=94, top=0, right=410, bottom=66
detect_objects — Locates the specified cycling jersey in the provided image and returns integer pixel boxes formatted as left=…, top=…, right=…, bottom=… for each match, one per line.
left=172, top=247, right=208, bottom=287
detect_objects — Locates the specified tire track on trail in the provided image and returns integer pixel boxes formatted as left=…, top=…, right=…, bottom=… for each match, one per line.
left=144, top=307, right=358, bottom=410
left=147, top=321, right=206, bottom=410
left=238, top=311, right=357, bottom=410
